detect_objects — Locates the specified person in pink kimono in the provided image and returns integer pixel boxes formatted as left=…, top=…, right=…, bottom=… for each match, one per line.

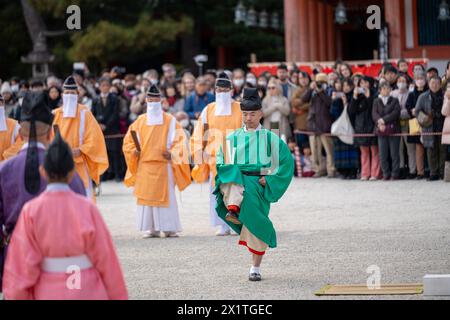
left=2, top=132, right=128, bottom=300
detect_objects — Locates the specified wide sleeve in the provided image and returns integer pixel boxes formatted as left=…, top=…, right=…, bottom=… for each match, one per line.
left=122, top=121, right=139, bottom=187
left=79, top=111, right=109, bottom=185
left=85, top=205, right=128, bottom=300
left=214, top=138, right=245, bottom=187
left=2, top=207, right=42, bottom=300
left=264, top=135, right=294, bottom=203
left=171, top=121, right=192, bottom=192
left=190, top=108, right=210, bottom=183
left=189, top=108, right=205, bottom=164
left=2, top=138, right=24, bottom=160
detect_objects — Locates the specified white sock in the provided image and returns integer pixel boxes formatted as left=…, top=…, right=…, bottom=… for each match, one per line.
left=250, top=266, right=261, bottom=274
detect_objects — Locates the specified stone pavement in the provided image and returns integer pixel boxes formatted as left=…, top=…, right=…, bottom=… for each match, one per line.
left=96, top=178, right=450, bottom=300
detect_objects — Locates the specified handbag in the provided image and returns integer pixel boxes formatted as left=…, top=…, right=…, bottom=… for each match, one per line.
left=409, top=118, right=421, bottom=135
left=376, top=123, right=396, bottom=136
left=417, top=111, right=433, bottom=128
left=331, top=105, right=355, bottom=145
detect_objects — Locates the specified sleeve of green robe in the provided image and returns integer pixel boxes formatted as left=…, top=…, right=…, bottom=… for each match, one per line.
left=263, top=133, right=295, bottom=203
left=214, top=136, right=245, bottom=187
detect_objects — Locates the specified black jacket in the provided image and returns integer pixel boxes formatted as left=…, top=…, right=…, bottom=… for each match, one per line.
left=92, top=93, right=121, bottom=150
left=372, top=96, right=401, bottom=134
left=303, top=89, right=333, bottom=134
left=348, top=92, right=377, bottom=146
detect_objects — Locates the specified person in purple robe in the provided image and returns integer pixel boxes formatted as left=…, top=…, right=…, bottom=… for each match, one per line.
left=0, top=91, right=86, bottom=291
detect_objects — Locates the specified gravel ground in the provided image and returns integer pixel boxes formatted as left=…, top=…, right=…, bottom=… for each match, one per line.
left=95, top=178, right=450, bottom=300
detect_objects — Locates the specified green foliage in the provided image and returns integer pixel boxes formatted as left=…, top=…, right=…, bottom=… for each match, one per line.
left=68, top=14, right=193, bottom=70
left=0, top=0, right=284, bottom=78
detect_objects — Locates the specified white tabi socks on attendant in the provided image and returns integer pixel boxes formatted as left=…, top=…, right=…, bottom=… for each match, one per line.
left=250, top=266, right=261, bottom=275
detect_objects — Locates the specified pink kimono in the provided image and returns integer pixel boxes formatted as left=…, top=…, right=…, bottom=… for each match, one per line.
left=2, top=184, right=128, bottom=300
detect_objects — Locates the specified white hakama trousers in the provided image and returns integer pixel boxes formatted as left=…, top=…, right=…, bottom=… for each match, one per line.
left=209, top=177, right=230, bottom=231
left=136, top=164, right=182, bottom=233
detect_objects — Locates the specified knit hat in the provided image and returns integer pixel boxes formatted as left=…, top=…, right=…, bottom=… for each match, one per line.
left=1, top=82, right=12, bottom=94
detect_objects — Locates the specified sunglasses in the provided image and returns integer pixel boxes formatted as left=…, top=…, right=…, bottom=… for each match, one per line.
left=268, top=86, right=277, bottom=90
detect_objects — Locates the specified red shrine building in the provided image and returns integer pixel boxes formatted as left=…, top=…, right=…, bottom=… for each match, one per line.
left=283, top=0, right=450, bottom=71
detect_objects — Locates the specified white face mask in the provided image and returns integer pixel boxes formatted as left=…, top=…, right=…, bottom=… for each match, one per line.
left=180, top=119, right=190, bottom=128
left=146, top=101, right=163, bottom=126
left=147, top=101, right=162, bottom=114
left=0, top=106, right=7, bottom=131
left=215, top=91, right=232, bottom=116
left=397, top=82, right=407, bottom=90
left=246, top=77, right=257, bottom=86
left=257, top=81, right=267, bottom=88
left=62, top=93, right=78, bottom=118
left=150, top=79, right=158, bottom=85
left=233, top=78, right=244, bottom=88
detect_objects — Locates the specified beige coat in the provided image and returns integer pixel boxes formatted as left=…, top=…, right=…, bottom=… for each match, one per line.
left=442, top=97, right=450, bottom=145
left=262, top=95, right=292, bottom=139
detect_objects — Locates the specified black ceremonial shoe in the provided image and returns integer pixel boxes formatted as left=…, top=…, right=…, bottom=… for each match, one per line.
left=249, top=273, right=262, bottom=282
left=225, top=212, right=241, bottom=225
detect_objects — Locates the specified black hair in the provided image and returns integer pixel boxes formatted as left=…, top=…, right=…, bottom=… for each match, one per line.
left=397, top=59, right=408, bottom=66
left=427, top=67, right=439, bottom=75
left=385, top=65, right=398, bottom=74
left=44, top=132, right=75, bottom=180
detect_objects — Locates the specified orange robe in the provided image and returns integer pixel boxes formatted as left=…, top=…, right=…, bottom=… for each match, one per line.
left=123, top=113, right=191, bottom=207
left=0, top=118, right=20, bottom=161
left=52, top=104, right=108, bottom=199
left=190, top=101, right=242, bottom=185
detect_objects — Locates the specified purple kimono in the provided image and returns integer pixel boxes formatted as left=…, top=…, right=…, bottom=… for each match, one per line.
left=0, top=146, right=86, bottom=290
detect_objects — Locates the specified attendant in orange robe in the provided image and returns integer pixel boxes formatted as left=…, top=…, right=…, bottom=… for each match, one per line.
left=190, top=72, right=243, bottom=236
left=52, top=76, right=109, bottom=200
left=2, top=132, right=127, bottom=300
left=123, top=85, right=191, bottom=238
left=0, top=94, right=21, bottom=161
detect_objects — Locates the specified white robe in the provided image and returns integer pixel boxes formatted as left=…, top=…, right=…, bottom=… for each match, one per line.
left=136, top=163, right=182, bottom=232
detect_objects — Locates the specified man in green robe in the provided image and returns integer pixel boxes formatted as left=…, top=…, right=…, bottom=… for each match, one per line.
left=214, top=88, right=294, bottom=281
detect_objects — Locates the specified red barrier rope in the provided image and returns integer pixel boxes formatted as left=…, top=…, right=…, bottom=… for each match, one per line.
left=103, top=131, right=447, bottom=140
left=294, top=130, right=446, bottom=137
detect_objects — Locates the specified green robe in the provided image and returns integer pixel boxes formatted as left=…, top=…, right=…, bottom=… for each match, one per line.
left=213, top=127, right=294, bottom=249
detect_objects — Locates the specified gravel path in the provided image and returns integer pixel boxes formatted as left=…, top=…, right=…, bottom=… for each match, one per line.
left=96, top=178, right=450, bottom=300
